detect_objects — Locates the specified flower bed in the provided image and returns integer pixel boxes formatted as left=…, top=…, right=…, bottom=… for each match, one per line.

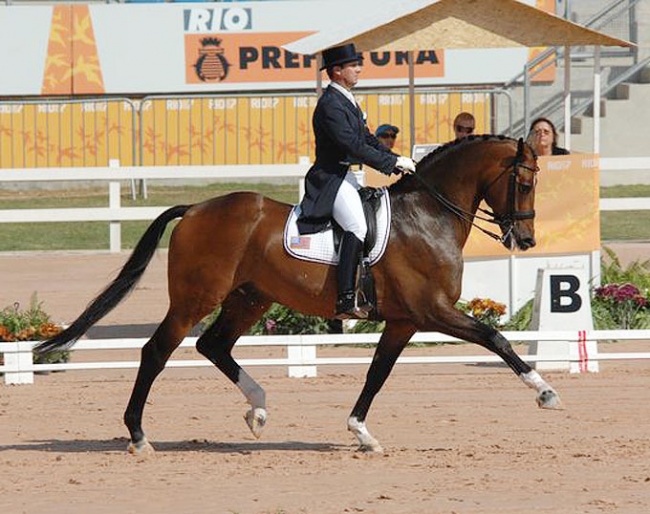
left=0, top=296, right=68, bottom=366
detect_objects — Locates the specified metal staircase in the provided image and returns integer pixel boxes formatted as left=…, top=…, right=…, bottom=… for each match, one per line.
left=499, top=0, right=648, bottom=154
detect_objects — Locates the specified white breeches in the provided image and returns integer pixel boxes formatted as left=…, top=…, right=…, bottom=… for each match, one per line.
left=332, top=171, right=367, bottom=241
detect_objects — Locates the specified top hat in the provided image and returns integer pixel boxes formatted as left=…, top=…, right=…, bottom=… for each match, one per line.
left=320, top=44, right=364, bottom=71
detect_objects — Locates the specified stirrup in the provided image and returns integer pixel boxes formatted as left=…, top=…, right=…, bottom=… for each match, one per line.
left=335, top=292, right=370, bottom=320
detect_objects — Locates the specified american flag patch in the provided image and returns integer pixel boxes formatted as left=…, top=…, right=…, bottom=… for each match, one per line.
left=289, top=236, right=311, bottom=250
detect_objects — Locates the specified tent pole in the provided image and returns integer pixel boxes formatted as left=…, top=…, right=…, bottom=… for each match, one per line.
left=563, top=45, right=571, bottom=151
left=524, top=62, right=530, bottom=136
left=316, top=54, right=323, bottom=97
left=593, top=46, right=601, bottom=154
left=408, top=50, right=415, bottom=152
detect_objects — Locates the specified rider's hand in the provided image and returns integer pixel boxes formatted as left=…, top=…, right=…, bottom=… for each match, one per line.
left=395, top=156, right=416, bottom=174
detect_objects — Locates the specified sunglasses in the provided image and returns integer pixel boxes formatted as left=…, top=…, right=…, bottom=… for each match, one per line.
left=455, top=125, right=474, bottom=134
left=379, top=133, right=396, bottom=139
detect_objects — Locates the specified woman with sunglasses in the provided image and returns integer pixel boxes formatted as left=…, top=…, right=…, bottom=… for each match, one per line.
left=527, top=117, right=570, bottom=156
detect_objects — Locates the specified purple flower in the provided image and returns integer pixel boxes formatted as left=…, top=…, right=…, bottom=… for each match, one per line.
left=265, top=319, right=277, bottom=334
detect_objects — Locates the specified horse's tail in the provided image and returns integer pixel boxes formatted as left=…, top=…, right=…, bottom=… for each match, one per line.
left=34, top=205, right=191, bottom=355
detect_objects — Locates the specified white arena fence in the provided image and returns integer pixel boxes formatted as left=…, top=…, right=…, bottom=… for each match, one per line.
left=0, top=157, right=649, bottom=252
left=1, top=330, right=650, bottom=386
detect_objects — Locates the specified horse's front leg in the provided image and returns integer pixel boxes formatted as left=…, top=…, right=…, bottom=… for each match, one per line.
left=348, top=320, right=416, bottom=453
left=434, top=306, right=561, bottom=410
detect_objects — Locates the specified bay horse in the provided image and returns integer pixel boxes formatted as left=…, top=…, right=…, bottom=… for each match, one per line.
left=36, top=135, right=561, bottom=455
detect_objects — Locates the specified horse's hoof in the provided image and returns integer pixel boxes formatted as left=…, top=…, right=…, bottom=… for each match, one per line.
left=357, top=441, right=384, bottom=453
left=127, top=437, right=155, bottom=456
left=244, top=407, right=267, bottom=439
left=537, top=389, right=562, bottom=410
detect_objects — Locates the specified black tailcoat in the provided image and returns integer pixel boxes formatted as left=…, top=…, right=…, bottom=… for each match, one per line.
left=297, top=85, right=398, bottom=235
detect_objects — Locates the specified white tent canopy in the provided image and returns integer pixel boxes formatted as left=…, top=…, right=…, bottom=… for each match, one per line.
left=284, top=0, right=634, bottom=151
left=284, top=0, right=632, bottom=54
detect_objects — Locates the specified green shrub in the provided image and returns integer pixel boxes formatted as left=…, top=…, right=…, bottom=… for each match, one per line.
left=591, top=248, right=650, bottom=330
left=600, top=246, right=650, bottom=289
left=248, top=303, right=332, bottom=335
left=502, top=299, right=534, bottom=331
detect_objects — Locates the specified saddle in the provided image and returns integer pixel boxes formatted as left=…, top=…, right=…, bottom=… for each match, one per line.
left=283, top=187, right=390, bottom=320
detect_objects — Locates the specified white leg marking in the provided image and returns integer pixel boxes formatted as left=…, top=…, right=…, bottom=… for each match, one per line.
left=237, top=370, right=267, bottom=439
left=347, top=416, right=383, bottom=453
left=521, top=370, right=548, bottom=391
left=520, top=371, right=562, bottom=410
left=236, top=370, right=266, bottom=409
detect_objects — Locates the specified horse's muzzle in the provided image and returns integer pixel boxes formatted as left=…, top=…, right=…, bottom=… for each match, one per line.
left=501, top=227, right=536, bottom=251
left=516, top=236, right=536, bottom=251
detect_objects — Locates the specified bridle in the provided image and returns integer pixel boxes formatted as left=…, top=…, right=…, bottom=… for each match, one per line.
left=412, top=138, right=539, bottom=244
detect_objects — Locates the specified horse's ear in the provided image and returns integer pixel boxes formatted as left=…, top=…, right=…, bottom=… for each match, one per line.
left=516, top=137, right=525, bottom=158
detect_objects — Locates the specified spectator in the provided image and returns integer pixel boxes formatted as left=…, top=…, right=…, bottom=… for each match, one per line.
left=296, top=43, right=415, bottom=318
left=527, top=117, right=570, bottom=156
left=453, top=112, right=475, bottom=140
left=375, top=124, right=399, bottom=150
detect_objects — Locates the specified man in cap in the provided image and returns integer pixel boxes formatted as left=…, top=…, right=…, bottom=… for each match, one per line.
left=375, top=124, right=399, bottom=150
left=453, top=112, right=475, bottom=140
left=297, top=43, right=416, bottom=318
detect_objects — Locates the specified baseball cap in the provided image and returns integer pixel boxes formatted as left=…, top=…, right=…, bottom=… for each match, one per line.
left=375, top=124, right=399, bottom=137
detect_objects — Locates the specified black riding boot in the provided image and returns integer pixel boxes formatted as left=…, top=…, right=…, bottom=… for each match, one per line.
left=335, top=232, right=364, bottom=318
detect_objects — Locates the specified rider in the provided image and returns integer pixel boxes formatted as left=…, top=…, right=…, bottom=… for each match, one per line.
left=297, top=43, right=416, bottom=318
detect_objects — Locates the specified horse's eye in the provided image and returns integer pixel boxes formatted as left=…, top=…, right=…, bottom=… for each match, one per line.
left=518, top=183, right=532, bottom=194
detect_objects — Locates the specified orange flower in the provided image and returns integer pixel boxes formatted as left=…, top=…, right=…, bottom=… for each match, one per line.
left=0, top=325, right=11, bottom=342
left=38, top=322, right=63, bottom=338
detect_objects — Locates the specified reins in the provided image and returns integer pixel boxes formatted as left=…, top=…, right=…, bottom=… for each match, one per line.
left=411, top=138, right=538, bottom=244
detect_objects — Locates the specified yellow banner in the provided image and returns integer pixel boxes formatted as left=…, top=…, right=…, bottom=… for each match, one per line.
left=1, top=92, right=490, bottom=168
left=465, top=154, right=600, bottom=257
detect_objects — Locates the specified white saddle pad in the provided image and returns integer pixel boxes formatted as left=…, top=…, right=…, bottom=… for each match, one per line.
left=283, top=189, right=391, bottom=266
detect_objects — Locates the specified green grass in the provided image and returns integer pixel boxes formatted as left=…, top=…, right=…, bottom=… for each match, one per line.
left=0, top=183, right=647, bottom=251
left=599, top=185, right=650, bottom=241
left=0, top=182, right=300, bottom=251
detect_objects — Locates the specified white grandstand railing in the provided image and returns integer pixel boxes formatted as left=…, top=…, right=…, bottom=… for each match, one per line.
left=0, top=157, right=648, bottom=252
left=0, top=163, right=307, bottom=252
left=1, top=330, right=649, bottom=385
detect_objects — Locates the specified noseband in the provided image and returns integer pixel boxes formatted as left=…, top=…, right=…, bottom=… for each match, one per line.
left=413, top=138, right=539, bottom=244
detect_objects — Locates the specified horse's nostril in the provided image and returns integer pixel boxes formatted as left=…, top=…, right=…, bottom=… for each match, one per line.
left=520, top=237, right=536, bottom=250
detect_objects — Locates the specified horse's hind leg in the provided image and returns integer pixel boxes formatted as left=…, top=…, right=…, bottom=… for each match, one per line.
left=196, top=286, right=272, bottom=439
left=348, top=320, right=417, bottom=453
left=124, top=311, right=194, bottom=455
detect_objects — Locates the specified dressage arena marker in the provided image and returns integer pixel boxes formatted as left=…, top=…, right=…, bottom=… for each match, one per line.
left=530, top=268, right=599, bottom=373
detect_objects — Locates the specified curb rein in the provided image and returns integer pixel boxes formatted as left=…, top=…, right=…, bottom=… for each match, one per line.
left=412, top=138, right=539, bottom=244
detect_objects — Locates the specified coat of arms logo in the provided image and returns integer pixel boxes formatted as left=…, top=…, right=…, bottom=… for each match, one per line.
left=194, top=37, right=230, bottom=82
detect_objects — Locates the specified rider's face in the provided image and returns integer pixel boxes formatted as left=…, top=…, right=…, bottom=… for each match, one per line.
left=335, top=61, right=362, bottom=89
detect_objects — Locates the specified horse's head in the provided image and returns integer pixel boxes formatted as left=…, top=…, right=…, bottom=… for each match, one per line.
left=481, top=138, right=539, bottom=251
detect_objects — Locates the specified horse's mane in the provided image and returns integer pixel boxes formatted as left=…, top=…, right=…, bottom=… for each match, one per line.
left=387, top=134, right=516, bottom=194
left=416, top=134, right=514, bottom=170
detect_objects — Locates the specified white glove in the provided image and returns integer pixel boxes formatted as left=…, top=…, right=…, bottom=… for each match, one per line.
left=395, top=155, right=416, bottom=174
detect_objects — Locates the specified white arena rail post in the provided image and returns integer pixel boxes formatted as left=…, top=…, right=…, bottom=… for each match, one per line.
left=2, top=341, right=35, bottom=385
left=287, top=336, right=317, bottom=378
left=109, top=159, right=122, bottom=253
